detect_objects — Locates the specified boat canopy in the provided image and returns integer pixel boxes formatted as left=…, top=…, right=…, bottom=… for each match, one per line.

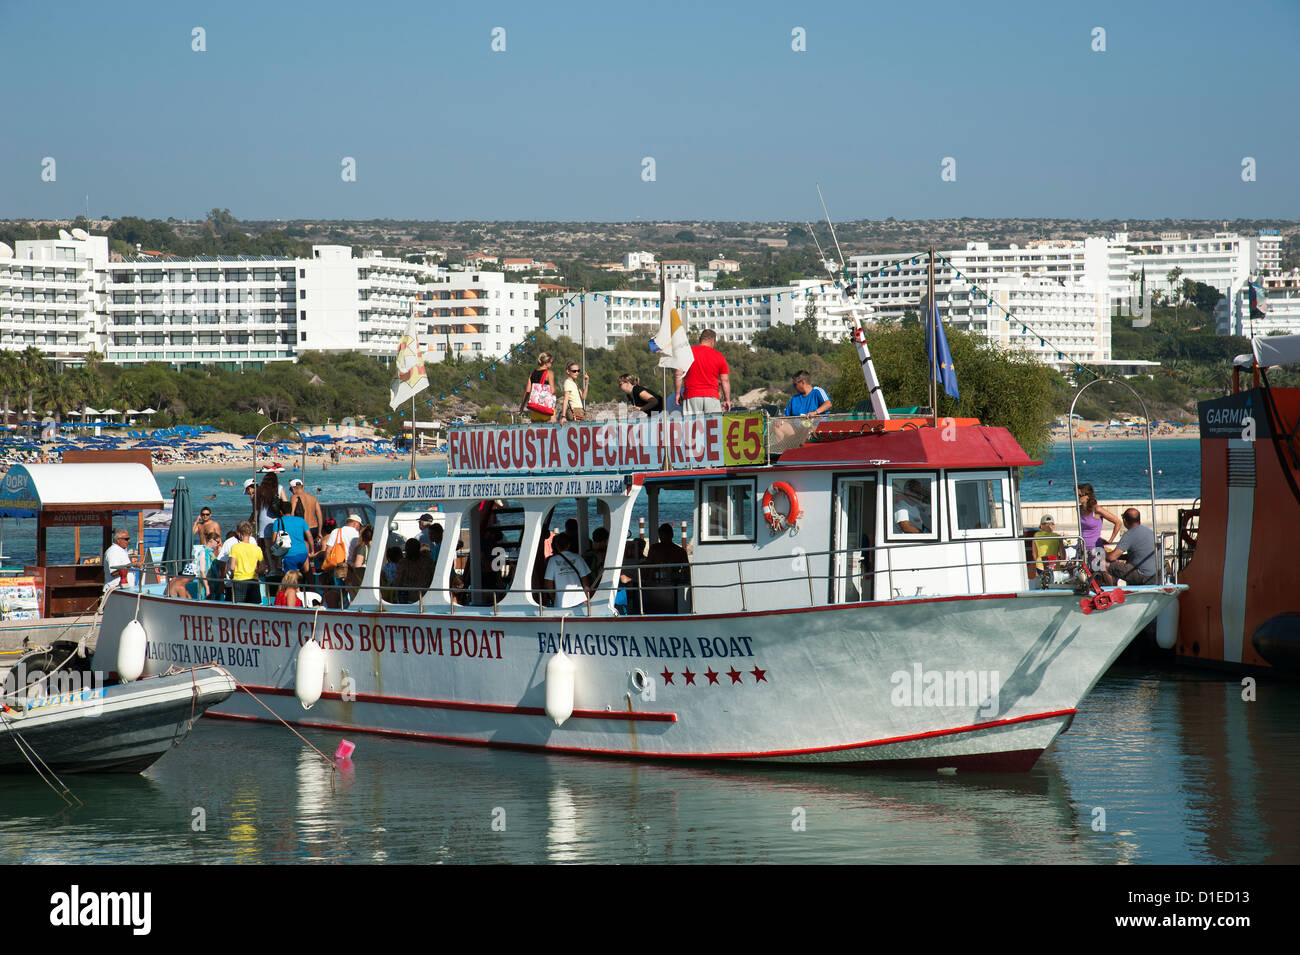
left=0, top=463, right=164, bottom=518
left=1234, top=333, right=1300, bottom=370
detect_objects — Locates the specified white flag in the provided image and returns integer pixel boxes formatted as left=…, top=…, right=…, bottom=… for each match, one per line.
left=652, top=284, right=693, bottom=373
left=390, top=305, right=430, bottom=409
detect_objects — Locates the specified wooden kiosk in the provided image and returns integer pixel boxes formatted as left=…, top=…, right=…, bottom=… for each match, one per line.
left=0, top=454, right=163, bottom=618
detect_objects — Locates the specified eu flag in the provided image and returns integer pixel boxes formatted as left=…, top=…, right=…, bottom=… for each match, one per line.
left=926, top=302, right=959, bottom=400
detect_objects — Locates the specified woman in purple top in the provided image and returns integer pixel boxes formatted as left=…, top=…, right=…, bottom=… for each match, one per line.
left=1077, top=483, right=1121, bottom=567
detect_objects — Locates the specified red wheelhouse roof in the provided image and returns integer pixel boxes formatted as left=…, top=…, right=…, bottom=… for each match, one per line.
left=779, top=423, right=1040, bottom=470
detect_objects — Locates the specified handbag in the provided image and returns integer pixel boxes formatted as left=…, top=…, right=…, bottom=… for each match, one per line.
left=527, top=381, right=556, bottom=416
left=270, top=518, right=292, bottom=557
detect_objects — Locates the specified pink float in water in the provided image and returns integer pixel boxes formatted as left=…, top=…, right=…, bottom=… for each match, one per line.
left=335, top=739, right=356, bottom=760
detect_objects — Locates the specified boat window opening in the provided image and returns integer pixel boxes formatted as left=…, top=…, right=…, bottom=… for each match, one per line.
left=462, top=499, right=524, bottom=607
left=526, top=497, right=611, bottom=608
left=885, top=473, right=938, bottom=542
left=700, top=479, right=756, bottom=543
left=948, top=472, right=1013, bottom=539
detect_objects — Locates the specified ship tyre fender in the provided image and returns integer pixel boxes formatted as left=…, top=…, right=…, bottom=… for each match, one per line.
left=762, top=482, right=799, bottom=533
left=295, top=639, right=326, bottom=710
left=117, top=620, right=148, bottom=683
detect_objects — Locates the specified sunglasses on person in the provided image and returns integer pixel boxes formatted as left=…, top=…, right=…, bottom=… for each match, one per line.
left=567, top=367, right=580, bottom=374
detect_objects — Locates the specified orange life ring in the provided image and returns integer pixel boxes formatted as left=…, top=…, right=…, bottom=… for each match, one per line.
left=762, top=482, right=799, bottom=532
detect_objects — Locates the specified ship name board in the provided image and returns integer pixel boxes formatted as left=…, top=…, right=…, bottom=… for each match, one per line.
left=447, top=414, right=766, bottom=475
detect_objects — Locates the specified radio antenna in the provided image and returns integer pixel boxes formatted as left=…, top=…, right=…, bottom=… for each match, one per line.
left=815, top=184, right=847, bottom=279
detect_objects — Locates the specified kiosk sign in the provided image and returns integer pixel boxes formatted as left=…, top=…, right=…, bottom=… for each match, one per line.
left=448, top=414, right=766, bottom=475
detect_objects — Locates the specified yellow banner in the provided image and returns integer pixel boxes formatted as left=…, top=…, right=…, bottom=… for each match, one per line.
left=722, top=413, right=766, bottom=466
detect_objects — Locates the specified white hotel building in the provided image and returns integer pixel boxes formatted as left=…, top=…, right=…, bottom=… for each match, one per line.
left=544, top=279, right=852, bottom=350
left=0, top=234, right=539, bottom=368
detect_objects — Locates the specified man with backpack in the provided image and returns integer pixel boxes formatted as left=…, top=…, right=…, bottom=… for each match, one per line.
left=271, top=500, right=313, bottom=576
left=321, top=513, right=362, bottom=608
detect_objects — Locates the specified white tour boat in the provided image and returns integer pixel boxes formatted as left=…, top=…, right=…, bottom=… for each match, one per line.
left=92, top=409, right=1183, bottom=771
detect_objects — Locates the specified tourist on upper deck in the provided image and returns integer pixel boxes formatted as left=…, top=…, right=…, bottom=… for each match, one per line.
left=559, top=361, right=590, bottom=422
left=1105, top=509, right=1158, bottom=585
left=542, top=532, right=592, bottom=609
left=893, top=479, right=932, bottom=534
left=783, top=371, right=832, bottom=418
left=643, top=523, right=691, bottom=614
left=103, top=528, right=140, bottom=592
left=619, top=374, right=663, bottom=415
left=674, top=329, right=731, bottom=415
left=1077, top=483, right=1120, bottom=574
left=522, top=352, right=558, bottom=422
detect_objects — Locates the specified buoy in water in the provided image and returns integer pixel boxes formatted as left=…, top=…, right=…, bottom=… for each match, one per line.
left=295, top=639, right=325, bottom=709
left=545, top=651, right=575, bottom=727
left=117, top=619, right=147, bottom=682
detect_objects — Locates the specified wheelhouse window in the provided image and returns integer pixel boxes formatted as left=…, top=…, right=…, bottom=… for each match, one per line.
left=700, top=479, right=755, bottom=543
left=886, top=473, right=938, bottom=541
left=947, top=472, right=1012, bottom=539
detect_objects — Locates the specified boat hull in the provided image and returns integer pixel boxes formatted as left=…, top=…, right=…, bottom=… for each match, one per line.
left=0, top=666, right=237, bottom=774
left=93, top=588, right=1179, bottom=770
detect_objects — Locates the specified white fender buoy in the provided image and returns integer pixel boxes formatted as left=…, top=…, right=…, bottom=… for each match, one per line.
left=545, top=651, right=575, bottom=727
left=1156, top=599, right=1180, bottom=650
left=117, top=619, right=147, bottom=683
left=296, top=639, right=326, bottom=710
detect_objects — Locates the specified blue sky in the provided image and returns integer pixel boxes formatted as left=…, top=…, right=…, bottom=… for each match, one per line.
left=2, top=0, right=1297, bottom=222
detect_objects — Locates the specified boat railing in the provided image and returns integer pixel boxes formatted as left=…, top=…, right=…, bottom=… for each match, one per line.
left=122, top=531, right=1172, bottom=616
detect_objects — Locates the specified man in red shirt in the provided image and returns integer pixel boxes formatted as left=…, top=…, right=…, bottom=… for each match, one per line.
left=674, top=329, right=732, bottom=414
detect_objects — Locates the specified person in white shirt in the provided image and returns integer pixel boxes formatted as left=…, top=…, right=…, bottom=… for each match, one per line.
left=542, top=532, right=592, bottom=609
left=893, top=479, right=931, bottom=534
left=103, top=528, right=138, bottom=591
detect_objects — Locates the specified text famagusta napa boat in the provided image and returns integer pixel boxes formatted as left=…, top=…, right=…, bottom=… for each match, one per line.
left=91, top=399, right=1183, bottom=771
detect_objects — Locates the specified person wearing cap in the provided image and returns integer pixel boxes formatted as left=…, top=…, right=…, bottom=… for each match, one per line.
left=1032, top=515, right=1065, bottom=579
left=288, top=479, right=324, bottom=546
left=321, top=514, right=363, bottom=608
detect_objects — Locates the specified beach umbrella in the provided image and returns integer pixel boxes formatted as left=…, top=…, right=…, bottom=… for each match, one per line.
left=161, top=475, right=195, bottom=578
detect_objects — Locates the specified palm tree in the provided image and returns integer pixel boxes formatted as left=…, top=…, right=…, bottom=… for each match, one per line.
left=0, top=351, right=19, bottom=426
left=18, top=347, right=49, bottom=420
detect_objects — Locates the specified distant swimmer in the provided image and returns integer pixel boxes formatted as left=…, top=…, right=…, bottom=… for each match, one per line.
left=205, top=494, right=217, bottom=500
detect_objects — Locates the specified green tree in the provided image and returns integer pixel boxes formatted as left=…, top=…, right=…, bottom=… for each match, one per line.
left=830, top=325, right=1059, bottom=458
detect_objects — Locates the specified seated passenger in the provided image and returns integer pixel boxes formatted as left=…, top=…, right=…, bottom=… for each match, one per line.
left=893, top=479, right=931, bottom=534
left=1032, top=515, right=1065, bottom=581
left=643, top=523, right=690, bottom=614
left=616, top=539, right=643, bottom=616
left=275, top=570, right=305, bottom=608
left=542, top=532, right=592, bottom=609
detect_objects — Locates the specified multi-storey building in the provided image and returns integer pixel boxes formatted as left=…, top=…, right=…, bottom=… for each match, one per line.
left=421, top=268, right=539, bottom=360
left=0, top=234, right=108, bottom=362
left=0, top=233, right=540, bottom=368
left=1216, top=271, right=1300, bottom=337
left=545, top=279, right=855, bottom=350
